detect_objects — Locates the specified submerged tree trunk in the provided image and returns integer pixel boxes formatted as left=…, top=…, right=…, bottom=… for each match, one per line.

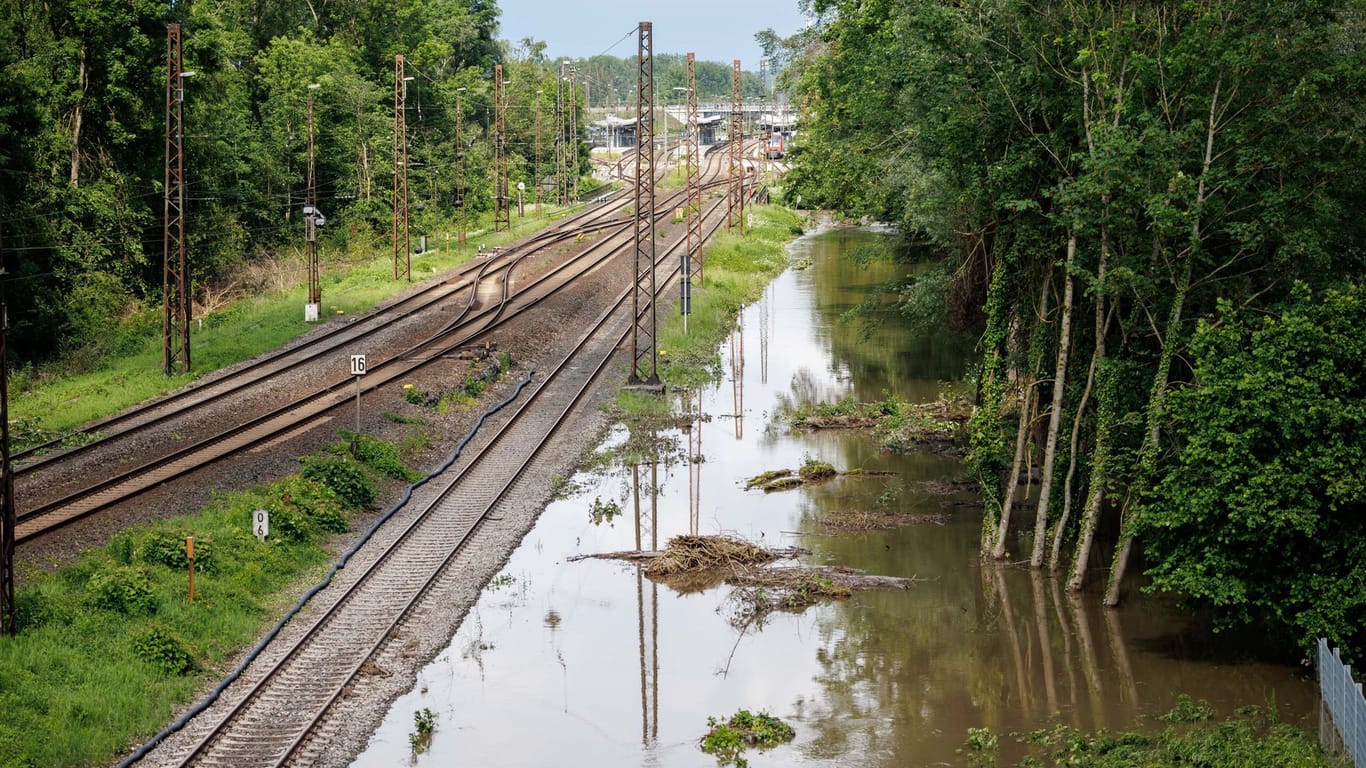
left=992, top=271, right=1052, bottom=559
left=1049, top=254, right=1106, bottom=570
left=1030, top=233, right=1076, bottom=567
left=1068, top=364, right=1114, bottom=592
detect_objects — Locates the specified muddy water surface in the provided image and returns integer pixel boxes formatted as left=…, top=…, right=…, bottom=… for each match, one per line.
left=351, top=226, right=1316, bottom=767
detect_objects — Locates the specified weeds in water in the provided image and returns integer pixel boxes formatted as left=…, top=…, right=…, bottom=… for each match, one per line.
left=409, top=707, right=437, bottom=754
left=700, top=710, right=796, bottom=766
left=589, top=497, right=622, bottom=527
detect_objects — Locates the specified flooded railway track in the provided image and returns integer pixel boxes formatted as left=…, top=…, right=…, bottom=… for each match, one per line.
left=130, top=179, right=739, bottom=768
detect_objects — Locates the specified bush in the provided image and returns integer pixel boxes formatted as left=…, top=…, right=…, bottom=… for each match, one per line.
left=300, top=455, right=376, bottom=509
left=273, top=475, right=351, bottom=534
left=85, top=565, right=156, bottom=615
left=133, top=623, right=195, bottom=676
left=142, top=530, right=216, bottom=574
left=341, top=432, right=422, bottom=482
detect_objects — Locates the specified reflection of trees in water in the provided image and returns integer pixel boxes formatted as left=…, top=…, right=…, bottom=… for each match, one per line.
left=792, top=554, right=1144, bottom=765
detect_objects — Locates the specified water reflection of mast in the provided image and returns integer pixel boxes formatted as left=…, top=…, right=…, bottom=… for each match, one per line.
left=687, top=389, right=702, bottom=535
left=730, top=310, right=745, bottom=439
left=633, top=459, right=660, bottom=746
left=759, top=285, right=770, bottom=384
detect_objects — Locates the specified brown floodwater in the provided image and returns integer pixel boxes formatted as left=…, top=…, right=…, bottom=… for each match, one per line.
left=350, top=225, right=1317, bottom=767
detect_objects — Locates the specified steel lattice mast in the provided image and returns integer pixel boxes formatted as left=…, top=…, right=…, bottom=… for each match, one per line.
left=629, top=21, right=659, bottom=386
left=1, top=246, right=14, bottom=637
left=163, top=23, right=191, bottom=375
left=569, top=65, right=579, bottom=202
left=305, top=85, right=321, bottom=315
left=493, top=64, right=510, bottom=232
left=727, top=59, right=744, bottom=233
left=455, top=88, right=466, bottom=243
left=685, top=52, right=703, bottom=298
left=556, top=62, right=566, bottom=206
left=392, top=54, right=411, bottom=281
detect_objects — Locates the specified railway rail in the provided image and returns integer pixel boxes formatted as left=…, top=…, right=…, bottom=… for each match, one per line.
left=13, top=143, right=749, bottom=544
left=134, top=170, right=742, bottom=768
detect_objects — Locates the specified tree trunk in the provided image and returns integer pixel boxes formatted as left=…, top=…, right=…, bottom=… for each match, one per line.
left=1051, top=227, right=1108, bottom=569
left=1068, top=364, right=1114, bottom=592
left=69, top=44, right=87, bottom=188
left=1104, top=76, right=1220, bottom=606
left=1030, top=233, right=1076, bottom=567
left=991, top=270, right=1052, bottom=558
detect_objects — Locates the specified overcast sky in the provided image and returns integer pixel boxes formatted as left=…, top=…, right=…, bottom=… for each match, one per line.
left=495, top=0, right=810, bottom=67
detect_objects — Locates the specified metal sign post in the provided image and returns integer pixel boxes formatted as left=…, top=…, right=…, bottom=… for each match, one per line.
left=350, top=354, right=367, bottom=439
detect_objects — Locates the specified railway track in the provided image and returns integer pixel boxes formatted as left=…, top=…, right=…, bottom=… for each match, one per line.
left=14, top=145, right=744, bottom=544
left=132, top=173, right=739, bottom=768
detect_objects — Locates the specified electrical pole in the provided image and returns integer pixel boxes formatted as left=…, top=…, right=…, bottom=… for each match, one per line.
left=758, top=58, right=768, bottom=178
left=1, top=237, right=15, bottom=637
left=685, top=52, right=703, bottom=296
left=455, top=87, right=466, bottom=244
left=569, top=65, right=579, bottom=202
left=556, top=62, right=566, bottom=206
left=392, top=54, right=411, bottom=281
left=727, top=59, right=744, bottom=233
left=305, top=83, right=321, bottom=320
left=534, top=90, right=543, bottom=214
left=629, top=21, right=659, bottom=387
left=163, top=23, right=191, bottom=375
left=493, top=64, right=510, bottom=232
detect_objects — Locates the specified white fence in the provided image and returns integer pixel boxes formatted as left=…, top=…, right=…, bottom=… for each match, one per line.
left=1320, top=638, right=1366, bottom=766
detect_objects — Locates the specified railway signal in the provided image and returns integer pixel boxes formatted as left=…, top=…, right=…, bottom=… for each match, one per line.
left=305, top=82, right=323, bottom=321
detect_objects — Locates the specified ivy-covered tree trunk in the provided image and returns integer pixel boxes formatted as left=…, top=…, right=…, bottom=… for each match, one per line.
left=1069, top=361, right=1115, bottom=592
left=992, top=270, right=1051, bottom=559
left=1030, top=233, right=1076, bottom=566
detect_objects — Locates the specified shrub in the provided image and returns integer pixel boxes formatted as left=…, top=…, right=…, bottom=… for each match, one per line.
left=133, top=623, right=195, bottom=675
left=300, top=455, right=376, bottom=509
left=341, top=432, right=423, bottom=482
left=85, top=565, right=156, bottom=615
left=142, top=530, right=216, bottom=574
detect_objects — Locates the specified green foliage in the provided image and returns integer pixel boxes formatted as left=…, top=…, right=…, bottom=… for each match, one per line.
left=85, top=565, right=155, bottom=615
left=588, top=497, right=621, bottom=527
left=141, top=530, right=216, bottom=574
left=0, top=440, right=363, bottom=767
left=132, top=623, right=195, bottom=676
left=1137, top=284, right=1366, bottom=658
left=409, top=707, right=437, bottom=754
left=700, top=710, right=796, bottom=767
left=965, top=701, right=1334, bottom=767
left=339, top=431, right=423, bottom=482
left=300, top=455, right=377, bottom=510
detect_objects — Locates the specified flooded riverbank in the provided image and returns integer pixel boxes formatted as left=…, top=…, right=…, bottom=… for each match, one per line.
left=351, top=225, right=1316, bottom=767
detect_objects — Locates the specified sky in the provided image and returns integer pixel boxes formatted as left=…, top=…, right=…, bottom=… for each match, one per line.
left=494, top=0, right=810, bottom=68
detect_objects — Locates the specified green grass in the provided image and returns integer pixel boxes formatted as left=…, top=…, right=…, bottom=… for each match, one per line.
left=652, top=204, right=804, bottom=392
left=8, top=206, right=573, bottom=446
left=963, top=697, right=1338, bottom=767
left=0, top=435, right=418, bottom=768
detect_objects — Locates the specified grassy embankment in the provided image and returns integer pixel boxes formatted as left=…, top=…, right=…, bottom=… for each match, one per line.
left=613, top=202, right=805, bottom=422
left=963, top=696, right=1339, bottom=767
left=0, top=433, right=424, bottom=767
left=7, top=203, right=589, bottom=449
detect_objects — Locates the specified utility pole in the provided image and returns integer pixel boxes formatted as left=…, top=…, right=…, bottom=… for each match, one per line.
left=162, top=23, right=191, bottom=375
left=758, top=58, right=768, bottom=178
left=1, top=237, right=15, bottom=637
left=569, top=65, right=579, bottom=202
left=455, top=87, right=466, bottom=244
left=727, top=59, right=744, bottom=233
left=304, top=82, right=321, bottom=320
left=629, top=21, right=659, bottom=386
left=534, top=90, right=543, bottom=214
left=392, top=54, right=411, bottom=281
left=556, top=63, right=566, bottom=206
left=493, top=64, right=510, bottom=232
left=685, top=52, right=703, bottom=296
